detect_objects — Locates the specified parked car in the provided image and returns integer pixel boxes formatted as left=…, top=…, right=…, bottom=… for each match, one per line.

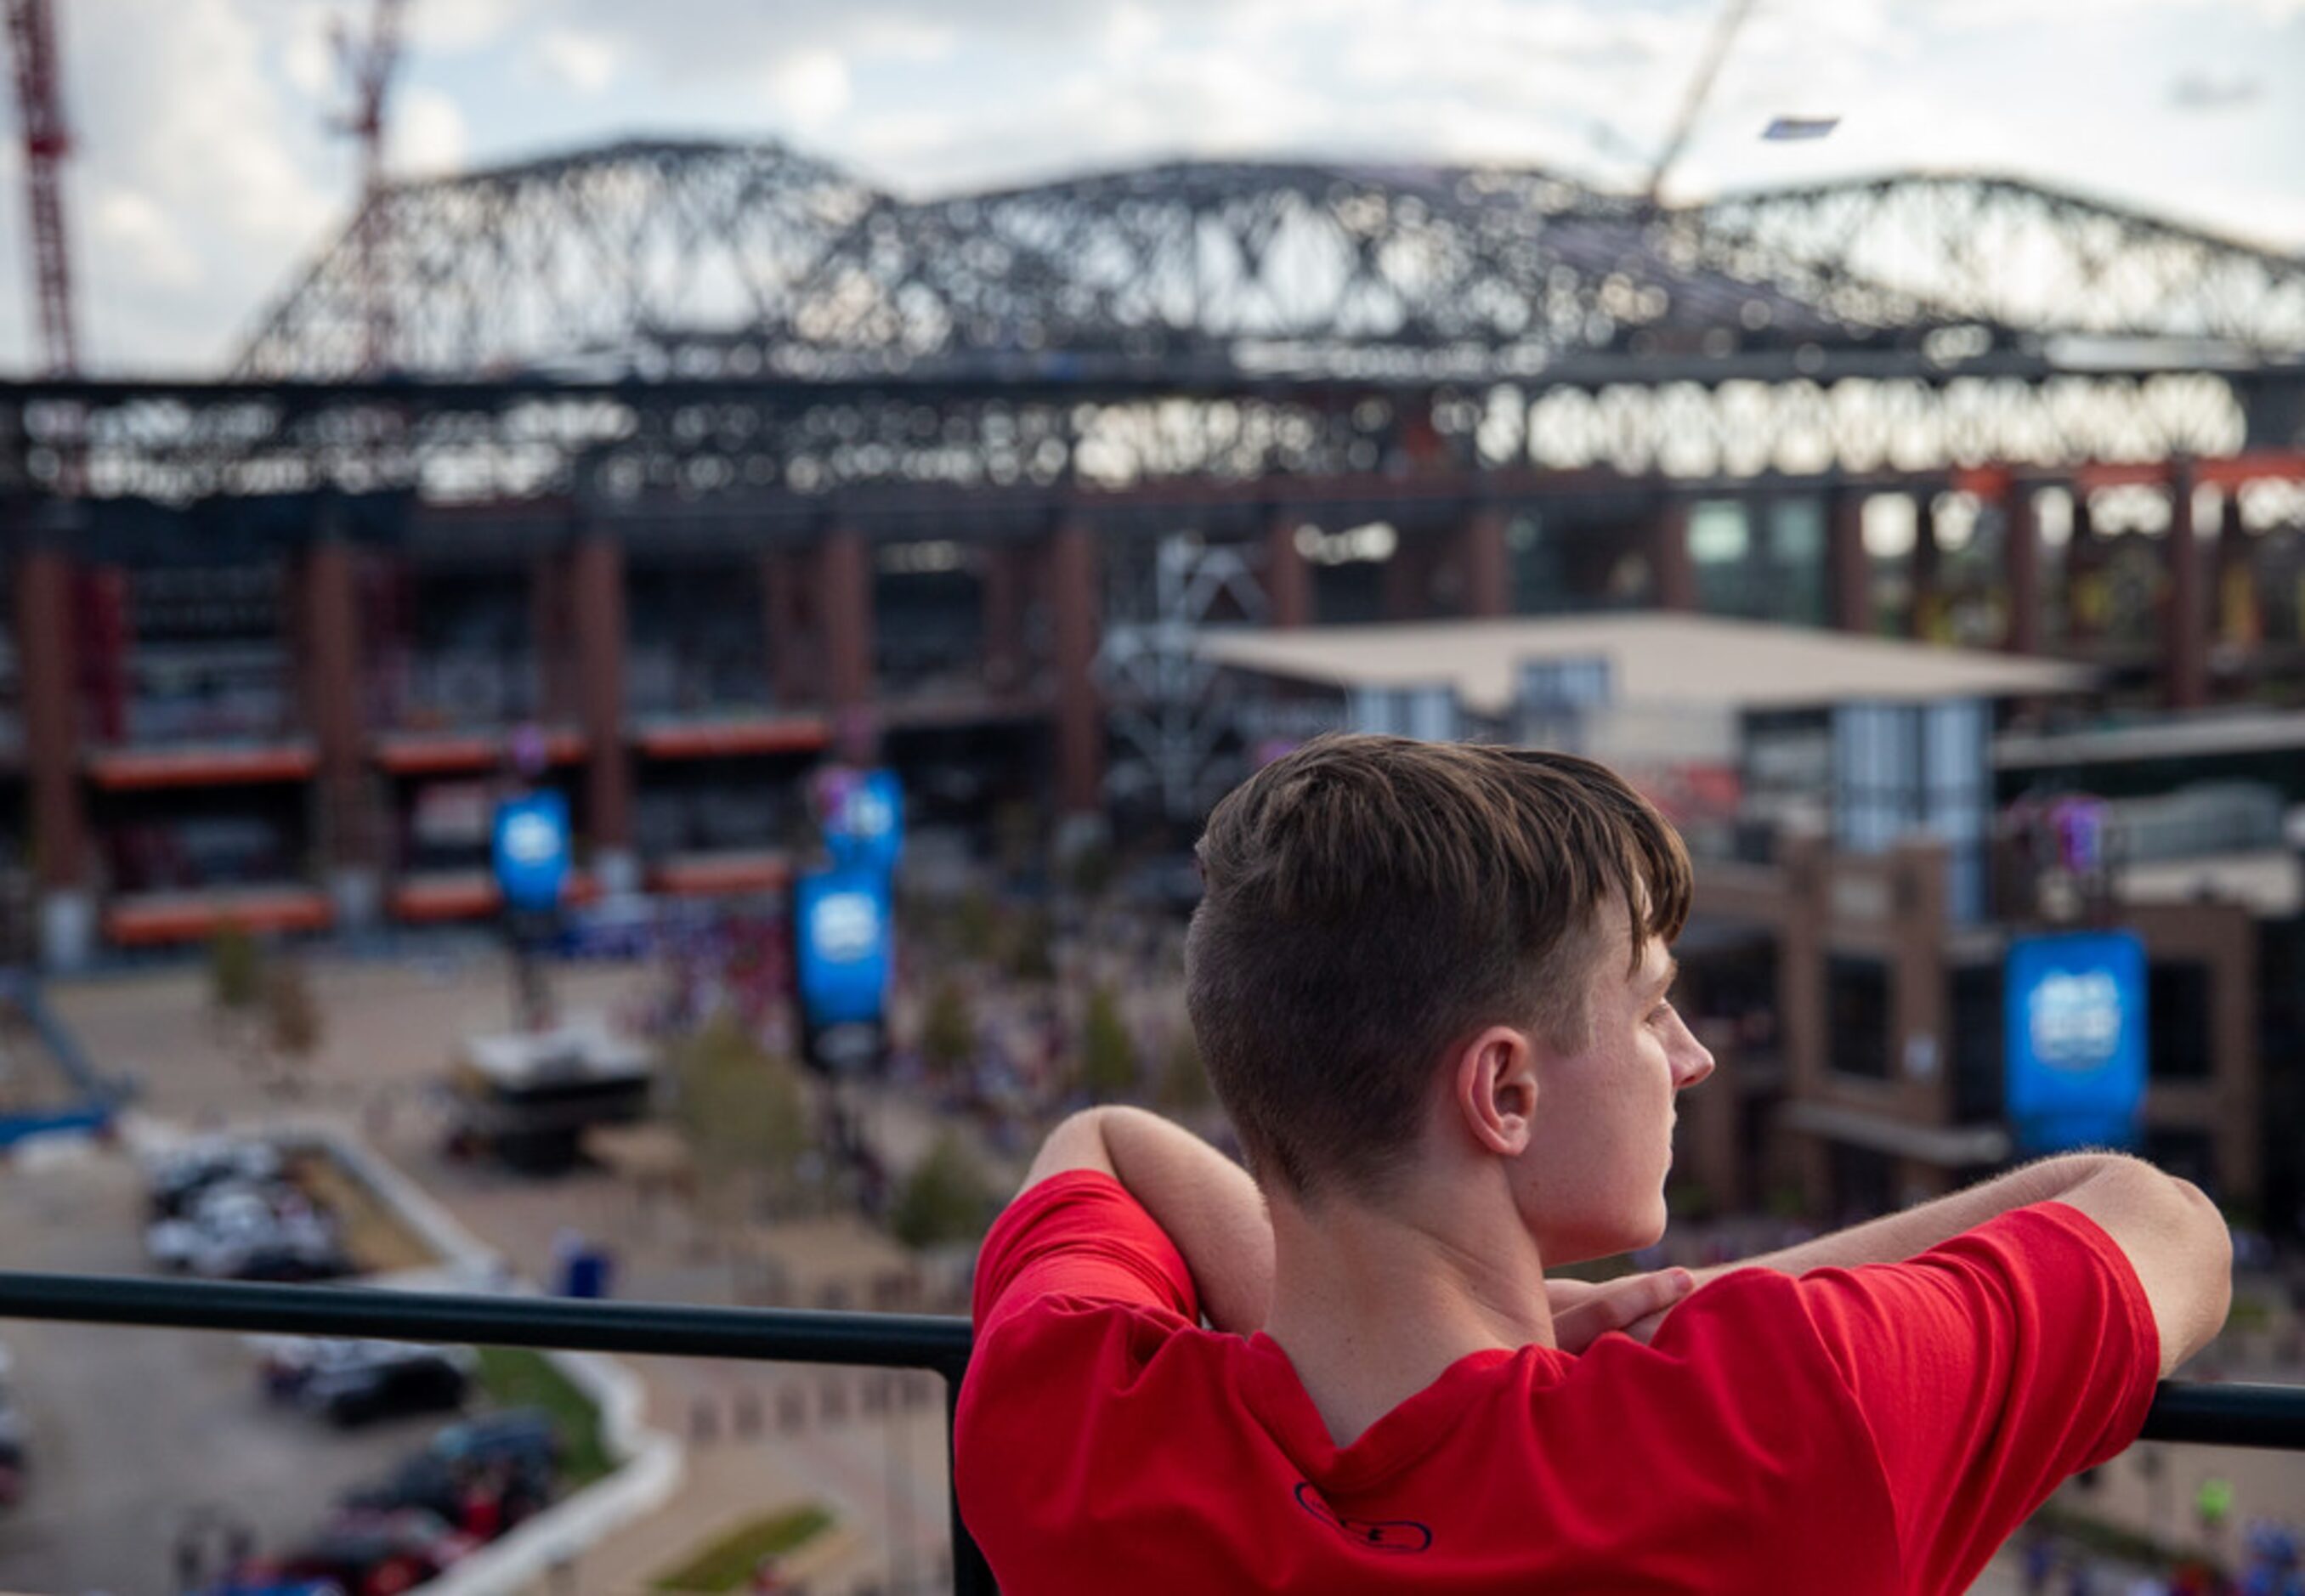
left=262, top=1509, right=478, bottom=1596
left=0, top=1343, right=27, bottom=1507
left=257, top=1340, right=474, bottom=1427
left=147, top=1137, right=284, bottom=1220
left=340, top=1445, right=547, bottom=1542
left=147, top=1183, right=348, bottom=1281
left=428, top=1408, right=564, bottom=1480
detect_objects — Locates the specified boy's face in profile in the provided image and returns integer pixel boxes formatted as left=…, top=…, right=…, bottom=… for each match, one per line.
left=1510, top=923, right=1713, bottom=1266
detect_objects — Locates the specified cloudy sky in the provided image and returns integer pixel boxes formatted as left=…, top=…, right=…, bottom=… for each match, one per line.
left=24, top=0, right=2305, bottom=372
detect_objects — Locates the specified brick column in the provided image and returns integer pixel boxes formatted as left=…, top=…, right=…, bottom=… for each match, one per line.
left=570, top=525, right=636, bottom=892
left=761, top=550, right=813, bottom=709
left=1458, top=504, right=1512, bottom=619
left=981, top=542, right=1030, bottom=691
left=14, top=534, right=90, bottom=967
left=78, top=563, right=128, bottom=745
left=530, top=547, right=574, bottom=724
left=300, top=526, right=377, bottom=925
left=2166, top=466, right=2207, bottom=710
left=1381, top=533, right=1435, bottom=621
left=1047, top=519, right=1103, bottom=819
left=1908, top=491, right=1940, bottom=641
left=1265, top=512, right=1313, bottom=629
left=2001, top=484, right=2041, bottom=655
left=1651, top=499, right=1697, bottom=612
left=1825, top=489, right=1871, bottom=634
left=818, top=527, right=874, bottom=734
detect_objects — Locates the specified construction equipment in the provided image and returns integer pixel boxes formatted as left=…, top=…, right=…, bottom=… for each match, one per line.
left=2, top=0, right=76, bottom=374
left=332, top=0, right=409, bottom=372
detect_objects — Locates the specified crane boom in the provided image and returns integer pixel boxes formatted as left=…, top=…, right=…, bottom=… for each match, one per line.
left=1645, top=0, right=1758, bottom=210
left=3, top=0, right=76, bottom=374
left=337, top=0, right=409, bottom=372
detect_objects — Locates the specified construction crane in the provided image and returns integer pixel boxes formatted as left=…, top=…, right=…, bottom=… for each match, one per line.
left=3, top=0, right=77, bottom=375
left=1644, top=0, right=1760, bottom=209
left=333, top=0, right=409, bottom=373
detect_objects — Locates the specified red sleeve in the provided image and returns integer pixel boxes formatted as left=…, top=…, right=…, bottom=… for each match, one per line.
left=971, top=1170, right=1199, bottom=1339
left=1792, top=1202, right=2161, bottom=1594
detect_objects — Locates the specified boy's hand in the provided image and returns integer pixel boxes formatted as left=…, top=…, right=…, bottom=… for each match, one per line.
left=1545, top=1271, right=1695, bottom=1353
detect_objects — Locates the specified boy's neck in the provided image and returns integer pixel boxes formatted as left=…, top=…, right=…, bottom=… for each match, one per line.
left=1259, top=1169, right=1555, bottom=1449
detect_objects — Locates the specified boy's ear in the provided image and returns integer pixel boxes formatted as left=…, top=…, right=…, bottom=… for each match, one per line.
left=1450, top=1026, right=1537, bottom=1157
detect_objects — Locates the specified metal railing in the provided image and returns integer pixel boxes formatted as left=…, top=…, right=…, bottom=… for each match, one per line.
left=4, top=1271, right=2305, bottom=1594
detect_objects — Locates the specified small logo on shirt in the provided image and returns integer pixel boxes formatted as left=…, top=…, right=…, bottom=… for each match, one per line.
left=1294, top=1482, right=1433, bottom=1554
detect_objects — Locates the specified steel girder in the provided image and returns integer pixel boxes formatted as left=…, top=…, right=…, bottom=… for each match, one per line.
left=234, top=139, right=880, bottom=382
left=1690, top=173, right=2305, bottom=355
left=0, top=368, right=2260, bottom=508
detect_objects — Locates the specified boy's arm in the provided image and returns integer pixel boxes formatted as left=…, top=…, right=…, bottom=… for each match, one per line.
left=1673, top=1152, right=2230, bottom=1376
left=1021, top=1107, right=1696, bottom=1347
left=1023, top=1106, right=1273, bottom=1335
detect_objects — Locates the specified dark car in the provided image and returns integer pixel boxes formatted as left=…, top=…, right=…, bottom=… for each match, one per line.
left=340, top=1448, right=547, bottom=1542
left=265, top=1510, right=477, bottom=1596
left=428, top=1408, right=564, bottom=1479
left=261, top=1341, right=474, bottom=1427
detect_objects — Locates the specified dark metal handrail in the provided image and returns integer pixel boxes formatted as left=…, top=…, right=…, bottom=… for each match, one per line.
left=3, top=1271, right=2303, bottom=1595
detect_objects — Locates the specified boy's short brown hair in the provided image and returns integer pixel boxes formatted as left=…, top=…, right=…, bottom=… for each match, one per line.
left=1185, top=733, right=1691, bottom=1202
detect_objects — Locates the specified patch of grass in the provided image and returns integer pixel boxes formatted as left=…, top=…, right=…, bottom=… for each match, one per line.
left=2034, top=1503, right=2227, bottom=1580
left=654, top=1505, right=835, bottom=1593
left=474, top=1344, right=614, bottom=1487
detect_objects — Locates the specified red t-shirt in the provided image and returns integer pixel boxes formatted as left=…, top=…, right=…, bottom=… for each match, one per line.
left=956, top=1172, right=2159, bottom=1595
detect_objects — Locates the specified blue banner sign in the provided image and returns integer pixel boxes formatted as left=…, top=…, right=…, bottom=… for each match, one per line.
left=818, top=767, right=904, bottom=877
left=793, top=867, right=892, bottom=1030
left=492, top=791, right=572, bottom=914
left=2005, top=929, right=2147, bottom=1154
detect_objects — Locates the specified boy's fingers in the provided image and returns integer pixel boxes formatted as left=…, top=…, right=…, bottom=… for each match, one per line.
left=1552, top=1271, right=1692, bottom=1352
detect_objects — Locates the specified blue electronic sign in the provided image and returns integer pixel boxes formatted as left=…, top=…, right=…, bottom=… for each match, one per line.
left=492, top=791, right=572, bottom=914
left=792, top=867, right=893, bottom=1030
left=819, top=767, right=904, bottom=878
left=2004, top=929, right=2147, bottom=1155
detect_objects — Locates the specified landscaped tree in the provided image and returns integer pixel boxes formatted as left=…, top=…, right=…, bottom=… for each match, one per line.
left=1079, top=982, right=1138, bottom=1103
left=668, top=1014, right=814, bottom=1237
left=263, top=955, right=323, bottom=1099
left=209, top=922, right=263, bottom=1016
left=891, top=1129, right=997, bottom=1250
left=1005, top=906, right=1055, bottom=982
left=1156, top=1023, right=1215, bottom=1117
left=920, top=977, right=976, bottom=1079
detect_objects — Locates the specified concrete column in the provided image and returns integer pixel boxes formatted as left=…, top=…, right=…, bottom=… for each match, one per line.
left=14, top=537, right=90, bottom=967
left=300, top=529, right=377, bottom=926
left=2166, top=467, right=2207, bottom=710
left=818, top=526, right=874, bottom=725
left=1776, top=837, right=1830, bottom=1216
left=981, top=542, right=1030, bottom=691
left=1265, top=512, right=1313, bottom=629
left=2001, top=484, right=2041, bottom=655
left=1908, top=492, right=1940, bottom=641
left=1825, top=489, right=1870, bottom=634
left=570, top=526, right=637, bottom=892
left=2214, top=488, right=2254, bottom=648
left=2064, top=487, right=2100, bottom=648
left=1458, top=504, right=1512, bottom=620
left=1651, top=499, right=1697, bottom=612
left=1047, top=519, right=1103, bottom=820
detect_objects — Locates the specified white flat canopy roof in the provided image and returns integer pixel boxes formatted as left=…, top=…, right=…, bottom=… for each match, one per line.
left=1198, top=613, right=2093, bottom=715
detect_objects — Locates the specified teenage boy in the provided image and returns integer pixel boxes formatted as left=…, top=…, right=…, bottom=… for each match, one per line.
left=956, top=735, right=2230, bottom=1594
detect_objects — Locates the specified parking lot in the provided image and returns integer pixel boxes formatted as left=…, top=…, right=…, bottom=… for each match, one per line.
left=0, top=1145, right=457, bottom=1594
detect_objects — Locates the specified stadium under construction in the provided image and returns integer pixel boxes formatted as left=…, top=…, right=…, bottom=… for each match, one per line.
left=0, top=137, right=2296, bottom=1217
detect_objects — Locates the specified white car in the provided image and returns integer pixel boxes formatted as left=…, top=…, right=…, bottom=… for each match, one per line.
left=145, top=1182, right=347, bottom=1280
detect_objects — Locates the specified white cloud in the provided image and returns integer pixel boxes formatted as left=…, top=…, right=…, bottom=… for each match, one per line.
left=390, top=84, right=469, bottom=177
left=405, top=0, right=530, bottom=54
left=91, top=189, right=201, bottom=291
left=762, top=48, right=853, bottom=131
left=535, top=27, right=620, bottom=94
